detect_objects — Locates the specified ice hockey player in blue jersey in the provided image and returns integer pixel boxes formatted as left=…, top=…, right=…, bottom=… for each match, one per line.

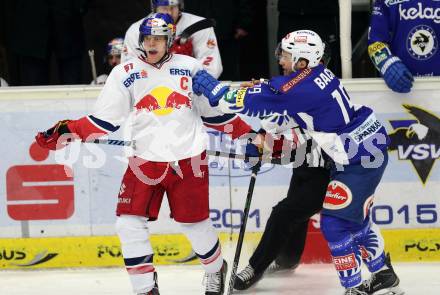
left=368, top=0, right=440, bottom=93
left=192, top=30, right=404, bottom=295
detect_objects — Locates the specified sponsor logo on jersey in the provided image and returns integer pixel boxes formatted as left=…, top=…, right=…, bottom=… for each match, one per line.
left=349, top=113, right=383, bottom=144
left=407, top=25, right=438, bottom=60
left=388, top=104, right=440, bottom=185
left=399, top=2, right=440, bottom=24
left=135, top=86, right=191, bottom=116
left=368, top=42, right=392, bottom=67
left=118, top=197, right=131, bottom=204
left=207, top=39, right=216, bottom=49
left=368, top=42, right=387, bottom=56
left=169, top=68, right=191, bottom=76
left=123, top=71, right=148, bottom=87
left=333, top=253, right=357, bottom=271
left=281, top=68, right=312, bottom=93
left=211, top=83, right=227, bottom=96
left=323, top=180, right=352, bottom=210
left=236, top=88, right=247, bottom=108
left=385, top=0, right=409, bottom=6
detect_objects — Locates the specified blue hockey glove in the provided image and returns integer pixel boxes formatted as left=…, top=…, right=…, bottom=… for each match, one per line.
left=240, top=130, right=264, bottom=169
left=368, top=42, right=414, bottom=93
left=382, top=60, right=414, bottom=93
left=192, top=70, right=229, bottom=106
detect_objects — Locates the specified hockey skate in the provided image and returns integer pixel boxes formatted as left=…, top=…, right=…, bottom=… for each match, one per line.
left=233, top=264, right=263, bottom=290
left=137, top=272, right=159, bottom=295
left=204, top=260, right=228, bottom=295
left=265, top=260, right=299, bottom=275
left=361, top=253, right=404, bottom=295
left=344, top=287, right=368, bottom=295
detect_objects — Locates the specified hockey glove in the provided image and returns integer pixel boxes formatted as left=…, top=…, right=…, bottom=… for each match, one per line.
left=192, top=70, right=229, bottom=106
left=369, top=42, right=414, bottom=93
left=35, top=120, right=75, bottom=150
left=170, top=37, right=194, bottom=56
left=241, top=132, right=263, bottom=169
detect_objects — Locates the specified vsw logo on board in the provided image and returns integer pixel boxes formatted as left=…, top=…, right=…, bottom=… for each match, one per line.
left=388, top=104, right=440, bottom=184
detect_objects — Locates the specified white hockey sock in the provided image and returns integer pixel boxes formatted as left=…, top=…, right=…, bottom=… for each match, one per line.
left=179, top=218, right=223, bottom=273
left=115, top=215, right=155, bottom=294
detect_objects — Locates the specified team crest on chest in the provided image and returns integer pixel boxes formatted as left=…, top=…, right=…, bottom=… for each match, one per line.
left=407, top=25, right=438, bottom=60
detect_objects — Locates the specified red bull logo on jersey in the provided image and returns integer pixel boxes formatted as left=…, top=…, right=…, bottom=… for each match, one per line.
left=135, top=86, right=191, bottom=116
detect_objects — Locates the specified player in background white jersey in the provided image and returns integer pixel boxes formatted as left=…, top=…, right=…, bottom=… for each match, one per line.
left=91, top=37, right=125, bottom=85
left=35, top=13, right=253, bottom=295
left=0, top=77, right=8, bottom=87
left=122, top=0, right=222, bottom=78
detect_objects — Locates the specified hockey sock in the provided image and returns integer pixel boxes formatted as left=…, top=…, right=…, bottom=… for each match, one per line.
left=354, top=219, right=386, bottom=273
left=321, top=214, right=363, bottom=288
left=179, top=218, right=223, bottom=273
left=115, top=215, right=156, bottom=294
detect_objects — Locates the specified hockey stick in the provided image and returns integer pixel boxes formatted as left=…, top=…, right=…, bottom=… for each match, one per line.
left=226, top=161, right=261, bottom=295
left=85, top=138, right=288, bottom=165
left=88, top=50, right=98, bottom=84
left=179, top=18, right=216, bottom=44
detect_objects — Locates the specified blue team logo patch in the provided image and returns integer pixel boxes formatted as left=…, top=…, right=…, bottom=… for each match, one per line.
left=388, top=104, right=440, bottom=185
left=407, top=25, right=438, bottom=60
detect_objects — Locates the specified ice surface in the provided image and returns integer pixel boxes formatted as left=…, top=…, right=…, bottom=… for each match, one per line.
left=1, top=262, right=439, bottom=295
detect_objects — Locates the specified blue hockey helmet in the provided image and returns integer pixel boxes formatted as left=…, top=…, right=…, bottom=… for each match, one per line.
left=151, top=0, right=183, bottom=11
left=106, top=37, right=124, bottom=56
left=138, top=13, right=176, bottom=49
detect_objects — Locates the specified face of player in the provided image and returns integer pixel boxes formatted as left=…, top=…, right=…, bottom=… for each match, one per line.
left=156, top=5, right=180, bottom=22
left=143, top=35, right=168, bottom=63
left=278, top=50, right=294, bottom=76
left=107, top=55, right=121, bottom=68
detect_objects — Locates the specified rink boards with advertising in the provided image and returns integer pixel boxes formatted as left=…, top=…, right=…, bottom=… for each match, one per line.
left=0, top=78, right=439, bottom=269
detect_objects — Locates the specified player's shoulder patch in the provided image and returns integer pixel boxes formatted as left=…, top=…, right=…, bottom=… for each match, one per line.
left=281, top=68, right=313, bottom=93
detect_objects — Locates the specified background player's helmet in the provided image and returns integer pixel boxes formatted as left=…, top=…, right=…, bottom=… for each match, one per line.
left=138, top=13, right=176, bottom=49
left=151, top=0, right=184, bottom=11
left=279, top=30, right=325, bottom=68
left=106, top=38, right=124, bottom=56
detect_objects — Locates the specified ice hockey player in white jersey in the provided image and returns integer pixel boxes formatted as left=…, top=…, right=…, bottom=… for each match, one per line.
left=122, top=0, right=222, bottom=78
left=35, top=13, right=253, bottom=295
left=91, top=37, right=124, bottom=85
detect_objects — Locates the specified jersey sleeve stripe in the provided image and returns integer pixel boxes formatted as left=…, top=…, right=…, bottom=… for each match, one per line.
left=88, top=115, right=120, bottom=132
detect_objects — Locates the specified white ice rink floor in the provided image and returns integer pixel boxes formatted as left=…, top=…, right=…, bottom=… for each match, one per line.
left=1, top=262, right=439, bottom=295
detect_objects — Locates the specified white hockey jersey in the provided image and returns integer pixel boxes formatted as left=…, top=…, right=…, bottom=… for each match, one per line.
left=122, top=12, right=223, bottom=78
left=85, top=54, right=226, bottom=162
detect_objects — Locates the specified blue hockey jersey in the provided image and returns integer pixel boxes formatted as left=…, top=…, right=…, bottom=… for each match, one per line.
left=237, top=64, right=390, bottom=165
left=369, top=0, right=440, bottom=76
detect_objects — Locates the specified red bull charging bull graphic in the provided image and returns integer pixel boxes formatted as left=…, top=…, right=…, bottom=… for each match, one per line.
left=135, top=86, right=191, bottom=116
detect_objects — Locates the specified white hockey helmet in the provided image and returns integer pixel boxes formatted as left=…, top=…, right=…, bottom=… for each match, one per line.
left=279, top=30, right=325, bottom=69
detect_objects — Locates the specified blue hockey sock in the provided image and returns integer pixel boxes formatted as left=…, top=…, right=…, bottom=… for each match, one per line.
left=321, top=214, right=363, bottom=288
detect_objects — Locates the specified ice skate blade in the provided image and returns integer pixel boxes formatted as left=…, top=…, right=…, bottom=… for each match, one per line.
left=372, top=285, right=404, bottom=295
